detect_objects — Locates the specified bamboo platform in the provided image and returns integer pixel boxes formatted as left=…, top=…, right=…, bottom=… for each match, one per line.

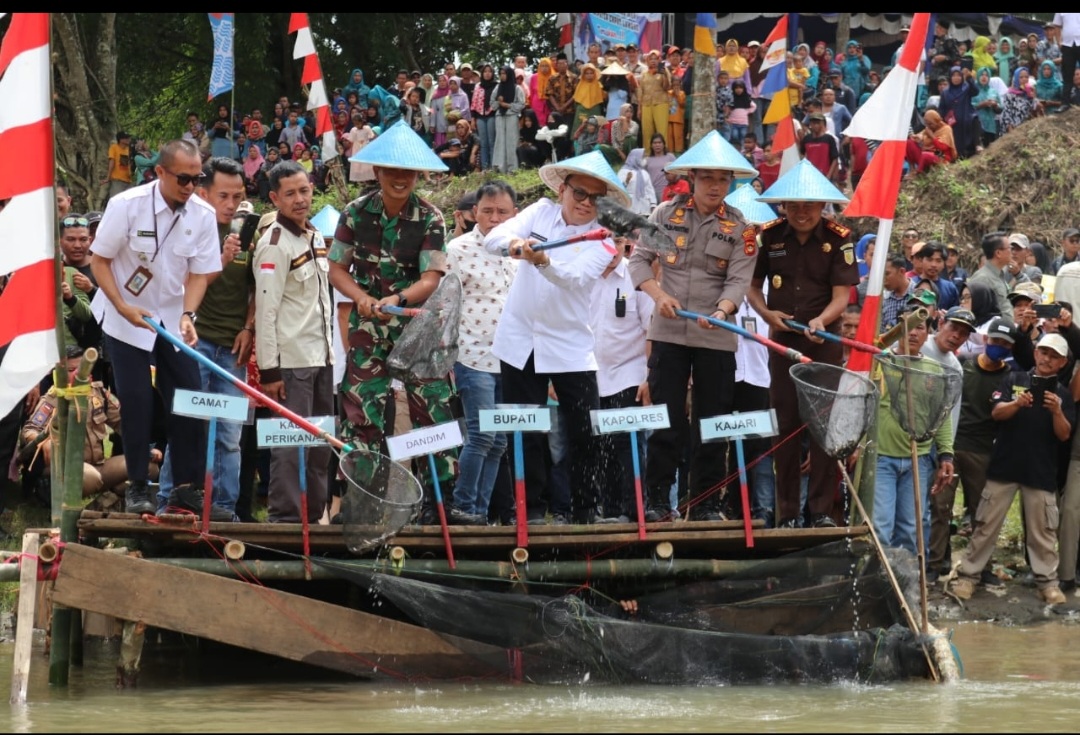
left=77, top=509, right=868, bottom=559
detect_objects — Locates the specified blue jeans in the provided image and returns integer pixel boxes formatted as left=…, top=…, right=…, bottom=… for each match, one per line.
left=452, top=363, right=507, bottom=515
left=158, top=338, right=246, bottom=512
left=874, top=454, right=934, bottom=557
left=476, top=116, right=496, bottom=170
left=729, top=124, right=747, bottom=147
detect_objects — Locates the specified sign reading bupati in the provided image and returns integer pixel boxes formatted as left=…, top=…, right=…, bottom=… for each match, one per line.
left=590, top=405, right=670, bottom=434
left=478, top=406, right=552, bottom=433
left=386, top=421, right=464, bottom=461
left=700, top=409, right=779, bottom=442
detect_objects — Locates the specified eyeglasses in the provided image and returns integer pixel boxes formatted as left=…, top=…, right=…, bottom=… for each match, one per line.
left=565, top=180, right=603, bottom=205
left=902, top=233, right=918, bottom=239
left=163, top=170, right=205, bottom=187
left=1070, top=237, right=1080, bottom=243
left=61, top=216, right=89, bottom=228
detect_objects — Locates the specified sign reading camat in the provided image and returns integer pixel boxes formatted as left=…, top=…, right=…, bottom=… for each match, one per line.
left=386, top=420, right=464, bottom=462
left=590, top=405, right=670, bottom=434
left=173, top=389, right=249, bottom=423
left=700, top=409, right=779, bottom=442
left=478, top=406, right=552, bottom=432
left=257, top=415, right=336, bottom=447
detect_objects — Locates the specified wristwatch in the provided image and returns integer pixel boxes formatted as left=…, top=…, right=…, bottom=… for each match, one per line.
left=181, top=311, right=197, bottom=323
left=397, top=293, right=408, bottom=307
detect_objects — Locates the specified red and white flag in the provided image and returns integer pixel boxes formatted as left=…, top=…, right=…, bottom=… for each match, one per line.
left=0, top=13, right=58, bottom=416
left=557, top=13, right=573, bottom=49
left=842, top=13, right=930, bottom=374
left=288, top=13, right=336, bottom=157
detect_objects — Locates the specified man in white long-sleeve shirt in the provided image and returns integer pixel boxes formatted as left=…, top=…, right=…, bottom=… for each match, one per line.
left=484, top=150, right=632, bottom=524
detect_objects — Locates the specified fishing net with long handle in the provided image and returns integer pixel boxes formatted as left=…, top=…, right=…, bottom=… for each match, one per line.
left=387, top=271, right=462, bottom=382
left=789, top=363, right=879, bottom=460
left=874, top=354, right=962, bottom=442
left=596, top=196, right=678, bottom=255
left=338, top=448, right=424, bottom=555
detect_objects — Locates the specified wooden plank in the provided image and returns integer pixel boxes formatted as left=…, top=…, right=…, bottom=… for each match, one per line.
left=51, top=544, right=502, bottom=680
left=10, top=532, right=39, bottom=704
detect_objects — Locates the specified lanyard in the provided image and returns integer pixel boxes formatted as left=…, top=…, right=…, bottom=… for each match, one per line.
left=150, top=183, right=182, bottom=262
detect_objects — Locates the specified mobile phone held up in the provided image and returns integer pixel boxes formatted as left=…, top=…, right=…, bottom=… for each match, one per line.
left=1029, top=374, right=1057, bottom=407
left=1033, top=303, right=1062, bottom=320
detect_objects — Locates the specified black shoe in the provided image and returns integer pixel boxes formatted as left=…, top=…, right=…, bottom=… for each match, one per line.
left=1060, top=579, right=1077, bottom=593
left=776, top=517, right=799, bottom=529
left=812, top=514, right=838, bottom=528
left=165, top=484, right=234, bottom=522
left=596, top=514, right=631, bottom=525
left=416, top=506, right=440, bottom=526
left=526, top=515, right=549, bottom=526
left=692, top=510, right=728, bottom=522
left=981, top=568, right=1006, bottom=587
left=925, top=569, right=940, bottom=584
left=125, top=481, right=155, bottom=515
left=447, top=506, right=486, bottom=526
left=550, top=513, right=571, bottom=526
left=644, top=507, right=676, bottom=523
left=330, top=513, right=344, bottom=525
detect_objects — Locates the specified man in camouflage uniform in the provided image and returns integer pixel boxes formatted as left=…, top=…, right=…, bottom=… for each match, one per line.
left=328, top=122, right=456, bottom=521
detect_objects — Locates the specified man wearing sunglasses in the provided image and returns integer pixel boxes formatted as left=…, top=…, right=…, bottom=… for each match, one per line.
left=89, top=138, right=222, bottom=516
left=484, top=150, right=632, bottom=525
left=628, top=131, right=758, bottom=523
left=1051, top=227, right=1080, bottom=276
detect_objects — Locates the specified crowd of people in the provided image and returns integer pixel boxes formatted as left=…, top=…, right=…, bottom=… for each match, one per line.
left=4, top=16, right=1080, bottom=610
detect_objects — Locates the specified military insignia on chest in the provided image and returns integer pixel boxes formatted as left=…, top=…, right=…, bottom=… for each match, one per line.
left=743, top=229, right=756, bottom=256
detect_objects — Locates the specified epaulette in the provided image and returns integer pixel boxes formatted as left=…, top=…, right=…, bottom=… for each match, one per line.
left=269, top=226, right=282, bottom=246
left=825, top=219, right=851, bottom=238
left=762, top=217, right=785, bottom=230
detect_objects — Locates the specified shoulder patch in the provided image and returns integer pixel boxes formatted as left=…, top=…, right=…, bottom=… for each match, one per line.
left=825, top=219, right=851, bottom=238
left=28, top=401, right=54, bottom=430
left=762, top=217, right=785, bottom=230
left=269, top=227, right=281, bottom=245
left=742, top=228, right=757, bottom=256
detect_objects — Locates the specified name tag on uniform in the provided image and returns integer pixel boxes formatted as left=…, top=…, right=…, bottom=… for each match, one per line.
left=124, top=265, right=153, bottom=296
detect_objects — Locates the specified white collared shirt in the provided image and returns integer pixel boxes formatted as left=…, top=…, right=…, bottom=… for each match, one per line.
left=90, top=182, right=220, bottom=351
left=589, top=258, right=653, bottom=396
left=446, top=227, right=518, bottom=373
left=1054, top=13, right=1080, bottom=47
left=734, top=295, right=770, bottom=388
left=484, top=198, right=615, bottom=373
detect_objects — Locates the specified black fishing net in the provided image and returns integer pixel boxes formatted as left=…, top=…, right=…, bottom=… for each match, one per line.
left=874, top=354, right=962, bottom=442
left=387, top=271, right=462, bottom=382
left=790, top=363, right=879, bottom=460
left=596, top=196, right=677, bottom=254
left=313, top=540, right=932, bottom=684
left=338, top=448, right=423, bottom=554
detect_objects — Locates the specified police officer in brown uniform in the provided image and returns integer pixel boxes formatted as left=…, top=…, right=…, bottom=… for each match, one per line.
left=629, top=131, right=759, bottom=521
left=748, top=160, right=859, bottom=528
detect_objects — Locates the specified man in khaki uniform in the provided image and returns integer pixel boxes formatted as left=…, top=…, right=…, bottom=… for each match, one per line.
left=20, top=346, right=159, bottom=496
left=253, top=160, right=334, bottom=523
left=628, top=130, right=759, bottom=521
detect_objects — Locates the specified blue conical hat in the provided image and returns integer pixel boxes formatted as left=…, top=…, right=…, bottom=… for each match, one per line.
left=349, top=120, right=448, bottom=172
left=664, top=130, right=758, bottom=177
left=724, top=185, right=777, bottom=225
left=538, top=150, right=631, bottom=208
left=310, top=204, right=341, bottom=238
left=756, top=159, right=849, bottom=204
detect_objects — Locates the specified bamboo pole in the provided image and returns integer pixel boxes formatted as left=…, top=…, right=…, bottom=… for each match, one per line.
left=9, top=533, right=40, bottom=704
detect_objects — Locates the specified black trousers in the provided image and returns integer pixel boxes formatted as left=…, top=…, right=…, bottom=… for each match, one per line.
left=106, top=332, right=204, bottom=486
left=1063, top=44, right=1080, bottom=107
left=500, top=354, right=600, bottom=521
left=598, top=387, right=645, bottom=518
left=723, top=382, right=771, bottom=517
left=645, top=341, right=736, bottom=512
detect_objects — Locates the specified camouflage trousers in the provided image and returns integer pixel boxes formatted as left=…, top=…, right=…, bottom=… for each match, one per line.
left=339, top=319, right=457, bottom=502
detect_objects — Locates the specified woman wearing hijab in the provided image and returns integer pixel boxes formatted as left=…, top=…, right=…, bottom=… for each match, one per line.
left=491, top=65, right=525, bottom=173
left=995, top=37, right=1017, bottom=81
left=841, top=39, right=871, bottom=100
left=516, top=108, right=545, bottom=169
left=811, top=41, right=830, bottom=77
left=529, top=58, right=554, bottom=126
left=601, top=102, right=639, bottom=165
left=601, top=63, right=633, bottom=121
left=1001, top=67, right=1041, bottom=133
left=938, top=66, right=978, bottom=159
left=617, top=147, right=656, bottom=215
left=572, top=63, right=606, bottom=129
left=573, top=115, right=601, bottom=156
left=968, top=36, right=997, bottom=72
left=1035, top=59, right=1063, bottom=105
left=972, top=67, right=1002, bottom=150
left=727, top=80, right=756, bottom=147
left=343, top=68, right=371, bottom=104
left=429, top=74, right=453, bottom=148
left=242, top=143, right=264, bottom=196
left=795, top=43, right=820, bottom=94
left=255, top=146, right=280, bottom=202
left=471, top=63, right=498, bottom=170
left=920, top=109, right=958, bottom=162
left=719, top=38, right=751, bottom=89
left=957, top=280, right=1002, bottom=359
left=416, top=73, right=435, bottom=105
left=369, top=85, right=402, bottom=129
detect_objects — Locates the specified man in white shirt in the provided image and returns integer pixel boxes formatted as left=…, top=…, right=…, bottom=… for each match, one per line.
left=589, top=239, right=654, bottom=523
left=1054, top=13, right=1080, bottom=111
left=445, top=183, right=519, bottom=524
left=90, top=139, right=221, bottom=515
left=484, top=150, right=631, bottom=524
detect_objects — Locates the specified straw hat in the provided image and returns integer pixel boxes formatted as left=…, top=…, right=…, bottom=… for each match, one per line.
left=310, top=204, right=341, bottom=238
left=348, top=120, right=448, bottom=172
left=724, top=185, right=776, bottom=225
left=538, top=150, right=631, bottom=208
left=756, top=159, right=849, bottom=204
left=600, top=61, right=631, bottom=76
left=664, top=130, right=758, bottom=177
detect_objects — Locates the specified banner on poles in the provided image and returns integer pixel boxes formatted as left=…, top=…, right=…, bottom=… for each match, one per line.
left=207, top=13, right=234, bottom=101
